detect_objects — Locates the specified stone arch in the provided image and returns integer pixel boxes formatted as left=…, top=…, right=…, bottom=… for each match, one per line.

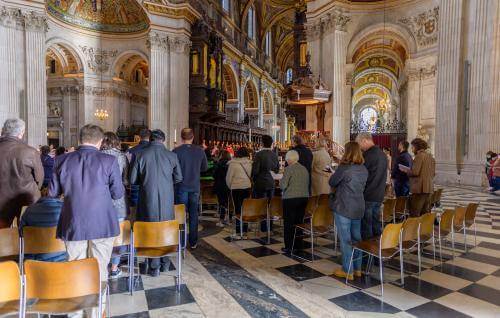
left=244, top=79, right=258, bottom=109
left=45, top=38, right=85, bottom=74
left=263, top=91, right=273, bottom=114
left=222, top=63, right=239, bottom=101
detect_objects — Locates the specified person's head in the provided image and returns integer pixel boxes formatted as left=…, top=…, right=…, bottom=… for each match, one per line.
left=262, top=135, right=273, bottom=148
left=101, top=132, right=121, bottom=151
left=488, top=152, right=497, bottom=160
left=219, top=150, right=232, bottom=162
left=383, top=147, right=391, bottom=156
left=285, top=150, right=299, bottom=165
left=291, top=135, right=303, bottom=147
left=55, top=146, right=66, bottom=156
left=181, top=128, right=194, bottom=144
left=1, top=118, right=25, bottom=139
left=355, top=132, right=374, bottom=151
left=398, top=141, right=409, bottom=153
left=410, top=138, right=428, bottom=155
left=139, top=129, right=151, bottom=142
left=79, top=124, right=104, bottom=148
left=150, top=129, right=166, bottom=143
left=235, top=146, right=250, bottom=158
left=341, top=141, right=364, bottom=165
left=40, top=145, right=50, bottom=156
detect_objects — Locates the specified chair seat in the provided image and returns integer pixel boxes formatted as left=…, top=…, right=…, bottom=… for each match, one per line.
left=0, top=255, right=18, bottom=263
left=234, top=214, right=266, bottom=223
left=354, top=239, right=398, bottom=258
left=135, top=246, right=178, bottom=258
left=420, top=234, right=433, bottom=242
left=295, top=224, right=331, bottom=234
left=27, top=294, right=99, bottom=314
left=402, top=240, right=418, bottom=250
left=0, top=300, right=19, bottom=315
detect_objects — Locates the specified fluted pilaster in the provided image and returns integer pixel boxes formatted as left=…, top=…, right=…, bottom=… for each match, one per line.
left=489, top=1, right=500, bottom=151
left=332, top=30, right=348, bottom=144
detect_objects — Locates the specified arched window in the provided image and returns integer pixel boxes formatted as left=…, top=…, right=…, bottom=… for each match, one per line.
left=286, top=68, right=293, bottom=84
left=222, top=0, right=230, bottom=13
left=247, top=6, right=255, bottom=40
left=265, top=31, right=272, bottom=57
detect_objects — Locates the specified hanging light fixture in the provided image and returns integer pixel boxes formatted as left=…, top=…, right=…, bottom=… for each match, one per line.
left=94, top=31, right=109, bottom=121
left=94, top=109, right=109, bottom=120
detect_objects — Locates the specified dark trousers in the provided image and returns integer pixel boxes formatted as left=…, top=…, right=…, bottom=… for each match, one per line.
left=216, top=190, right=230, bottom=220
left=232, top=188, right=251, bottom=234
left=175, top=190, right=200, bottom=247
left=283, top=197, right=308, bottom=250
left=409, top=193, right=431, bottom=217
left=252, top=188, right=274, bottom=232
left=149, top=257, right=170, bottom=271
left=361, top=201, right=382, bottom=240
left=394, top=180, right=410, bottom=197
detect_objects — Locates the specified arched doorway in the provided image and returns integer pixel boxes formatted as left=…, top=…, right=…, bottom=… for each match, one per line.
left=222, top=64, right=239, bottom=121
left=244, top=80, right=258, bottom=127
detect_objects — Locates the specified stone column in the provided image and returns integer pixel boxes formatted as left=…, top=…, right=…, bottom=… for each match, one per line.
left=63, top=86, right=72, bottom=147
left=24, top=11, right=48, bottom=148
left=331, top=29, right=348, bottom=144
left=489, top=1, right=500, bottom=151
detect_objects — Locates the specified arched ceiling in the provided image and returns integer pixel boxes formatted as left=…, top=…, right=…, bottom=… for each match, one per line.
left=46, top=0, right=149, bottom=33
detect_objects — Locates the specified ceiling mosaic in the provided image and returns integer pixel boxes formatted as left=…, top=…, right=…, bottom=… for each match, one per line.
left=46, top=0, right=149, bottom=33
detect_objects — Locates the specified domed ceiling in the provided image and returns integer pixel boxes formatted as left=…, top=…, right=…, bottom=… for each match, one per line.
left=46, top=0, right=149, bottom=33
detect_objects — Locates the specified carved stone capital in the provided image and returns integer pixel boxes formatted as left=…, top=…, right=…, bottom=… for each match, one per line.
left=147, top=31, right=169, bottom=51
left=23, top=11, right=47, bottom=33
left=308, top=7, right=351, bottom=40
left=0, top=6, right=24, bottom=30
left=168, top=35, right=191, bottom=54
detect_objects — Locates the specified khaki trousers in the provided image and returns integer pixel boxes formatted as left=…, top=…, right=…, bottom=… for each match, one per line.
left=409, top=193, right=431, bottom=217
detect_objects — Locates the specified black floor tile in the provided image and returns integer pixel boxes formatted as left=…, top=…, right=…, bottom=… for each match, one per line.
left=112, top=312, right=150, bottom=318
left=387, top=258, right=420, bottom=274
left=459, top=252, right=500, bottom=266
left=459, top=283, right=500, bottom=306
left=251, top=237, right=282, bottom=245
left=276, top=263, right=324, bottom=281
left=242, top=246, right=278, bottom=258
left=145, top=284, right=195, bottom=310
left=431, top=263, right=486, bottom=282
left=395, top=276, right=452, bottom=300
left=478, top=241, right=500, bottom=250
left=109, top=275, right=143, bottom=295
left=406, top=301, right=471, bottom=318
left=329, top=291, right=400, bottom=314
left=283, top=249, right=321, bottom=262
left=466, top=229, right=500, bottom=240
left=330, top=273, right=381, bottom=289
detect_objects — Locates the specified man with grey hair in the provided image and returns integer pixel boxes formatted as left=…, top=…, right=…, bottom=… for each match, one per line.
left=355, top=132, right=388, bottom=240
left=0, top=118, right=44, bottom=228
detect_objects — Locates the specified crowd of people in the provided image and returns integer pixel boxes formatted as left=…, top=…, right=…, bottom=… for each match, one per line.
left=0, top=115, right=452, bottom=288
left=486, top=151, right=500, bottom=193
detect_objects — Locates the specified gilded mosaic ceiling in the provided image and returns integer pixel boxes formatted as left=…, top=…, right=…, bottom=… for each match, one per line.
left=46, top=0, right=149, bottom=33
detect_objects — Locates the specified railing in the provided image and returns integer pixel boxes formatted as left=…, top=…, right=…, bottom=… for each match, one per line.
left=350, top=119, right=407, bottom=134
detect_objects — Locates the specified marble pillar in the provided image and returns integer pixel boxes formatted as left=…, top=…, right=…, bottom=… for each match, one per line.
left=489, top=0, right=500, bottom=152
left=331, top=29, right=348, bottom=144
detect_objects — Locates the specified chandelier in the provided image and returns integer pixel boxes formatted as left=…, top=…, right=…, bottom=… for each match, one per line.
left=94, top=109, right=109, bottom=121
left=376, top=97, right=391, bottom=114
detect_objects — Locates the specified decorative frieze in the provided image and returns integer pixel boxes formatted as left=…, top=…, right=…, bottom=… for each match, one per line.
left=307, top=7, right=351, bottom=40
left=23, top=11, right=47, bottom=33
left=399, top=7, right=439, bottom=47
left=80, top=46, right=118, bottom=73
left=406, top=65, right=437, bottom=81
left=168, top=36, right=191, bottom=54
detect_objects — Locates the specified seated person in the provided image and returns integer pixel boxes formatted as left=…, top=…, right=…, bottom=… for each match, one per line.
left=20, top=188, right=67, bottom=262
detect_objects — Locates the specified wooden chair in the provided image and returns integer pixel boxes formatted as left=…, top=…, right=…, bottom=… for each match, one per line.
left=419, top=212, right=437, bottom=262
left=394, top=196, right=409, bottom=221
left=0, top=227, right=20, bottom=262
left=291, top=204, right=334, bottom=262
left=381, top=198, right=397, bottom=228
left=304, top=196, right=319, bottom=221
left=401, top=217, right=422, bottom=274
left=132, top=220, right=182, bottom=292
left=175, top=204, right=188, bottom=258
left=0, top=261, right=22, bottom=318
left=317, top=194, right=329, bottom=208
left=233, top=198, right=268, bottom=240
left=437, top=209, right=455, bottom=262
left=348, top=222, right=404, bottom=296
left=452, top=204, right=478, bottom=253
left=200, top=185, right=218, bottom=215
left=432, top=188, right=444, bottom=208
left=268, top=197, right=283, bottom=222
left=464, top=202, right=479, bottom=249
left=25, top=258, right=105, bottom=316
left=19, top=226, right=66, bottom=273
left=111, top=220, right=133, bottom=294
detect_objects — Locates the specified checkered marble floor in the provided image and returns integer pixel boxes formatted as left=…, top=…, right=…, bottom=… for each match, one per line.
left=109, top=187, right=500, bottom=318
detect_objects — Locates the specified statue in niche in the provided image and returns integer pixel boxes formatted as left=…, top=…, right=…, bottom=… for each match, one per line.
left=48, top=102, right=62, bottom=117
left=416, top=124, right=430, bottom=142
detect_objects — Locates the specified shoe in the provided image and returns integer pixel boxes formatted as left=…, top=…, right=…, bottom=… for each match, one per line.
left=190, top=244, right=198, bottom=250
left=333, top=269, right=354, bottom=281
left=354, top=270, right=362, bottom=278
left=216, top=221, right=225, bottom=228
left=148, top=269, right=160, bottom=277
left=160, top=263, right=170, bottom=272
left=281, top=247, right=291, bottom=255
left=139, top=262, right=148, bottom=275
left=109, top=268, right=122, bottom=280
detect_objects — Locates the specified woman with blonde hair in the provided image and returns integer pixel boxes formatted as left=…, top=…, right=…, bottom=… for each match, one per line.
left=329, top=141, right=368, bottom=280
left=311, top=138, right=332, bottom=196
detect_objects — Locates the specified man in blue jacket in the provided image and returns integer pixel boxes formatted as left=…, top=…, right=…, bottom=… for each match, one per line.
left=391, top=141, right=413, bottom=197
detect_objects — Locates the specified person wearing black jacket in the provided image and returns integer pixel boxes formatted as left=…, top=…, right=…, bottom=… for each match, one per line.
left=214, top=150, right=231, bottom=227
left=355, top=133, right=388, bottom=240
left=291, top=135, right=313, bottom=175
left=391, top=141, right=413, bottom=197
left=252, top=135, right=280, bottom=199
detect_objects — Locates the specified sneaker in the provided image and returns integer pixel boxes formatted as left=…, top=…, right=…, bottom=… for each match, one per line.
left=109, top=268, right=122, bottom=280
left=333, top=269, right=354, bottom=281
left=148, top=268, right=160, bottom=277
left=216, top=221, right=225, bottom=228
left=160, top=263, right=170, bottom=272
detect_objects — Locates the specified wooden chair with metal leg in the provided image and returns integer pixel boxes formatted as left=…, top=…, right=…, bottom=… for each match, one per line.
left=433, top=188, right=443, bottom=208
left=232, top=198, right=268, bottom=240
left=419, top=212, right=437, bottom=262
left=19, top=226, right=66, bottom=274
left=200, top=185, right=219, bottom=215
left=317, top=194, right=329, bottom=208
left=464, top=202, right=479, bottom=249
left=269, top=197, right=283, bottom=225
left=0, top=227, right=20, bottom=263
left=25, top=258, right=107, bottom=317
left=175, top=204, right=188, bottom=258
left=394, top=196, right=409, bottom=221
left=111, top=220, right=133, bottom=294
left=400, top=217, right=422, bottom=274
left=0, top=261, right=22, bottom=318
left=304, top=196, right=319, bottom=221
left=348, top=222, right=404, bottom=297
left=291, top=204, right=334, bottom=262
left=381, top=198, right=397, bottom=229
left=132, top=220, right=182, bottom=292
left=451, top=203, right=480, bottom=253
left=436, top=209, right=455, bottom=262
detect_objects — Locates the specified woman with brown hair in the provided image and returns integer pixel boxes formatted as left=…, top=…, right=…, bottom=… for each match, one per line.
left=329, top=142, right=368, bottom=280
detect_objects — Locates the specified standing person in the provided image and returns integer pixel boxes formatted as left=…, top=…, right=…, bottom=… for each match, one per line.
left=226, top=147, right=252, bottom=237
left=311, top=138, right=332, bottom=197
left=355, top=132, right=387, bottom=240
left=213, top=150, right=232, bottom=227
left=400, top=138, right=435, bottom=216
left=0, top=118, right=44, bottom=228
left=329, top=142, right=368, bottom=280
left=129, top=129, right=151, bottom=207
left=491, top=155, right=500, bottom=193
left=173, top=128, right=208, bottom=249
left=40, top=145, right=55, bottom=188
left=49, top=124, right=125, bottom=284
left=280, top=150, right=309, bottom=254
left=101, top=132, right=130, bottom=279
left=486, top=151, right=497, bottom=191
left=130, top=129, right=183, bottom=276
left=55, top=146, right=66, bottom=157
left=291, top=135, right=313, bottom=175
left=391, top=141, right=413, bottom=197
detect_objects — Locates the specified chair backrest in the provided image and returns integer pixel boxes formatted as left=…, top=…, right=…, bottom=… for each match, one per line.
left=174, top=204, right=186, bottom=225
left=382, top=198, right=397, bottom=222
left=419, top=212, right=436, bottom=237
left=317, top=194, right=329, bottom=208
left=380, top=222, right=403, bottom=249
left=402, top=217, right=420, bottom=242
left=22, top=226, right=66, bottom=254
left=201, top=186, right=218, bottom=204
left=269, top=197, right=283, bottom=218
left=0, top=227, right=20, bottom=258
left=305, top=196, right=318, bottom=215
left=241, top=198, right=268, bottom=218
left=440, top=209, right=455, bottom=232
left=113, top=220, right=132, bottom=247
left=133, top=220, right=179, bottom=248
left=395, top=196, right=408, bottom=214
left=0, top=261, right=21, bottom=302
left=434, top=188, right=443, bottom=203
left=465, top=202, right=479, bottom=225
left=311, top=204, right=333, bottom=228
left=25, top=258, right=100, bottom=300
left=429, top=191, right=437, bottom=205
left=453, top=206, right=467, bottom=227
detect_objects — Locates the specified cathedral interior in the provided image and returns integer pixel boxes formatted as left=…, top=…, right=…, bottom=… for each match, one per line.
left=0, top=0, right=499, bottom=317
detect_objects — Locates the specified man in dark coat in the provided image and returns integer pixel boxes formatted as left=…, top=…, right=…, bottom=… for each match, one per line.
left=130, top=129, right=183, bottom=276
left=391, top=141, right=413, bottom=197
left=128, top=129, right=151, bottom=206
left=291, top=135, right=313, bottom=195
left=0, top=118, right=44, bottom=228
left=356, top=132, right=388, bottom=240
left=49, top=124, right=125, bottom=283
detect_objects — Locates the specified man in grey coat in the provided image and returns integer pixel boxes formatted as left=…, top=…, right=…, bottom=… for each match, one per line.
left=130, top=129, right=183, bottom=276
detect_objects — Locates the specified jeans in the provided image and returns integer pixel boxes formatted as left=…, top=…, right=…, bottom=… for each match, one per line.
left=361, top=201, right=382, bottom=240
left=175, top=190, right=200, bottom=247
left=216, top=190, right=230, bottom=221
left=394, top=180, right=410, bottom=197
left=149, top=257, right=170, bottom=271
left=492, top=176, right=500, bottom=191
left=335, top=213, right=362, bottom=273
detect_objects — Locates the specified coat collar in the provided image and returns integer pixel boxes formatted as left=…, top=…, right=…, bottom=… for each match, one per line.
left=78, top=145, right=99, bottom=151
